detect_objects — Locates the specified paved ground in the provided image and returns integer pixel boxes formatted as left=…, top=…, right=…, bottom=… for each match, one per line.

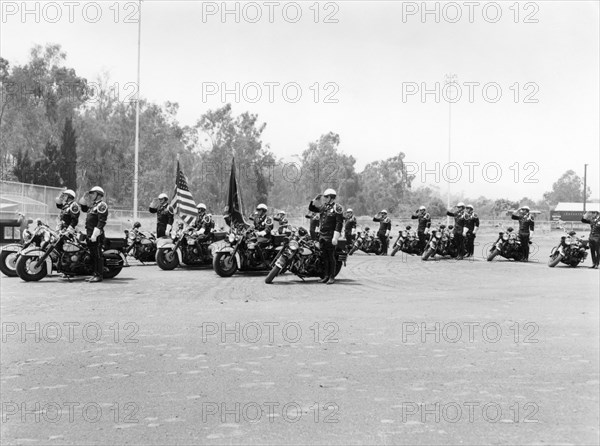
left=1, top=233, right=598, bottom=445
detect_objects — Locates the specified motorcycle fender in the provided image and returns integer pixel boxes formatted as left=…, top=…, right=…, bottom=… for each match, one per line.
left=21, top=250, right=52, bottom=274
left=1, top=244, right=23, bottom=253
left=156, top=237, right=173, bottom=249
left=216, top=246, right=235, bottom=254
left=275, top=256, right=288, bottom=269
left=103, top=249, right=126, bottom=264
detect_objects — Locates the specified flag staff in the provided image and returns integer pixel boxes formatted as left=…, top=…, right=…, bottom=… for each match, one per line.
left=133, top=0, right=142, bottom=219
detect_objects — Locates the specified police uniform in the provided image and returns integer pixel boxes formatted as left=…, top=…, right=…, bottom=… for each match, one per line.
left=193, top=212, right=215, bottom=234
left=253, top=213, right=274, bottom=247
left=373, top=214, right=392, bottom=255
left=56, top=200, right=80, bottom=230
left=274, top=214, right=290, bottom=235
left=446, top=210, right=467, bottom=258
left=511, top=211, right=535, bottom=261
left=309, top=199, right=344, bottom=280
left=149, top=202, right=174, bottom=238
left=344, top=215, right=357, bottom=243
left=463, top=212, right=480, bottom=256
left=81, top=198, right=108, bottom=279
left=411, top=211, right=431, bottom=252
left=581, top=213, right=600, bottom=268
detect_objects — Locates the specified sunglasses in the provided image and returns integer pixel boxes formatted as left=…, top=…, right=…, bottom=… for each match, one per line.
left=323, top=195, right=334, bottom=199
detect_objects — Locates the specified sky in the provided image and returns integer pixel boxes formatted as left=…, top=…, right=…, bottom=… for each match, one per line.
left=1, top=1, right=599, bottom=201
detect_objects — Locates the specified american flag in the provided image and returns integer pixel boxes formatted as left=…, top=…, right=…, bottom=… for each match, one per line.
left=170, top=161, right=197, bottom=225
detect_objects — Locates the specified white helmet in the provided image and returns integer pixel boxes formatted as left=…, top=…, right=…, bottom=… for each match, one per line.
left=256, top=203, right=268, bottom=211
left=466, top=204, right=474, bottom=210
left=89, top=186, right=105, bottom=195
left=62, top=189, right=76, bottom=199
left=419, top=205, right=426, bottom=211
left=197, top=203, right=206, bottom=210
left=521, top=205, right=530, bottom=211
left=279, top=210, right=286, bottom=215
left=456, top=202, right=465, bottom=207
left=347, top=208, right=353, bottom=213
left=323, top=188, right=337, bottom=197
left=381, top=209, right=388, bottom=214
left=158, top=193, right=168, bottom=200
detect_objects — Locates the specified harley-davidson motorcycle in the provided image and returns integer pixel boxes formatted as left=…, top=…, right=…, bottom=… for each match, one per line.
left=265, top=227, right=347, bottom=284
left=15, top=231, right=125, bottom=281
left=124, top=222, right=157, bottom=263
left=156, top=223, right=227, bottom=270
left=421, top=225, right=458, bottom=261
left=348, top=227, right=382, bottom=255
left=390, top=226, right=420, bottom=257
left=213, top=225, right=284, bottom=277
left=487, top=227, right=525, bottom=261
left=0, top=219, right=57, bottom=277
left=547, top=230, right=589, bottom=268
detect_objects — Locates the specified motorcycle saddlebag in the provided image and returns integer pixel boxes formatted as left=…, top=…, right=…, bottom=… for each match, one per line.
left=104, top=237, right=127, bottom=251
left=212, top=231, right=227, bottom=242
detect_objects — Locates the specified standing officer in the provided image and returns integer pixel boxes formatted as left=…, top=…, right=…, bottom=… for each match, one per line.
left=305, top=211, right=320, bottom=240
left=55, top=189, right=80, bottom=233
left=373, top=209, right=391, bottom=255
left=149, top=193, right=174, bottom=238
left=447, top=202, right=467, bottom=260
left=80, top=186, right=108, bottom=282
left=308, top=188, right=344, bottom=284
left=411, top=205, right=431, bottom=253
left=344, top=208, right=357, bottom=244
left=463, top=204, right=480, bottom=257
left=511, top=205, right=535, bottom=261
left=581, top=210, right=600, bottom=269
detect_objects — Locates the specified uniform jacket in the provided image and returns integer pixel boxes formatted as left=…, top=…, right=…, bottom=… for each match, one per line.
left=253, top=213, right=274, bottom=235
left=81, top=199, right=108, bottom=232
left=308, top=200, right=344, bottom=238
left=193, top=212, right=214, bottom=232
left=373, top=214, right=392, bottom=235
left=149, top=202, right=174, bottom=226
left=464, top=212, right=480, bottom=232
left=411, top=212, right=431, bottom=233
left=446, top=210, right=466, bottom=233
left=344, top=215, right=357, bottom=234
left=582, top=214, right=600, bottom=238
left=56, top=200, right=80, bottom=229
left=511, top=212, right=535, bottom=235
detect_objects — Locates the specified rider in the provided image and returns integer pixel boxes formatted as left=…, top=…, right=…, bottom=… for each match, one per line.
left=253, top=203, right=274, bottom=245
left=56, top=189, right=80, bottom=234
left=447, top=203, right=467, bottom=260
left=193, top=203, right=214, bottom=234
left=149, top=193, right=174, bottom=238
left=308, top=188, right=344, bottom=285
left=581, top=210, right=600, bottom=269
left=274, top=211, right=290, bottom=235
left=80, top=186, right=108, bottom=282
left=373, top=209, right=392, bottom=255
left=511, top=205, right=535, bottom=261
left=344, top=208, right=357, bottom=244
left=463, top=204, right=479, bottom=257
left=411, top=205, right=431, bottom=253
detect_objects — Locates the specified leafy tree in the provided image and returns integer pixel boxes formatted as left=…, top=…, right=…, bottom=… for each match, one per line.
left=59, top=117, right=77, bottom=189
left=543, top=170, right=592, bottom=205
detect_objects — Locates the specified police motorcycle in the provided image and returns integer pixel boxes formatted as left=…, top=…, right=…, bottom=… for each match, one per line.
left=487, top=226, right=524, bottom=261
left=213, top=223, right=284, bottom=277
left=124, top=221, right=157, bottom=263
left=0, top=219, right=56, bottom=277
left=390, top=225, right=420, bottom=257
left=421, top=225, right=458, bottom=261
left=348, top=226, right=381, bottom=255
left=155, top=221, right=227, bottom=270
left=547, top=230, right=589, bottom=268
left=15, top=228, right=125, bottom=282
left=265, top=227, right=347, bottom=284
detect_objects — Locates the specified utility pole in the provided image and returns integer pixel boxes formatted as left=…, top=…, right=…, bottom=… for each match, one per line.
left=445, top=74, right=457, bottom=225
left=583, top=164, right=588, bottom=212
left=133, top=0, right=142, bottom=219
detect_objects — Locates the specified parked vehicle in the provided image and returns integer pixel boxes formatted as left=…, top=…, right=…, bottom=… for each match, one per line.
left=548, top=230, right=589, bottom=268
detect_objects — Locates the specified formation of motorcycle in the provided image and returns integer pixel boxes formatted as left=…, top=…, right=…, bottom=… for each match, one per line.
left=421, top=225, right=459, bottom=261
left=348, top=227, right=383, bottom=255
left=157, top=223, right=227, bottom=270
left=391, top=226, right=421, bottom=257
left=547, top=230, right=589, bottom=268
left=487, top=226, right=525, bottom=262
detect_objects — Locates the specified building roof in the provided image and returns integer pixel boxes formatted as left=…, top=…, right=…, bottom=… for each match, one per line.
left=554, top=202, right=600, bottom=212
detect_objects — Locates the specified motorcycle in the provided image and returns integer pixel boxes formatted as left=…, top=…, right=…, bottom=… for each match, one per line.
left=348, top=227, right=381, bottom=255
left=548, top=231, right=589, bottom=268
left=421, top=225, right=458, bottom=261
left=155, top=223, right=227, bottom=270
left=15, top=231, right=125, bottom=282
left=124, top=222, right=157, bottom=263
left=391, top=226, right=420, bottom=257
left=265, top=227, right=347, bottom=284
left=0, top=219, right=56, bottom=277
left=213, top=225, right=284, bottom=277
left=487, top=227, right=524, bottom=261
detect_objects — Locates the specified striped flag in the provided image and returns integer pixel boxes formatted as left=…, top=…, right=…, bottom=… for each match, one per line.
left=170, top=161, right=197, bottom=225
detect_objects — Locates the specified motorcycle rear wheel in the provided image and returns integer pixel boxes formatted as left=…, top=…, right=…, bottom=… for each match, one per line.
left=0, top=249, right=20, bottom=277
left=547, top=252, right=562, bottom=268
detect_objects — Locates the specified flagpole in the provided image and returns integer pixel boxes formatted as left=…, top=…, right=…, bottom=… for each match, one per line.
left=133, top=0, right=142, bottom=219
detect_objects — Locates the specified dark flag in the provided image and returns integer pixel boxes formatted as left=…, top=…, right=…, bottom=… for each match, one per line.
left=170, top=160, right=197, bottom=225
left=226, top=158, right=248, bottom=228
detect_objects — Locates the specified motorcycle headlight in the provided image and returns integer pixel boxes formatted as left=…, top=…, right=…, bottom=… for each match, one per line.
left=289, top=240, right=299, bottom=251
left=23, top=229, right=32, bottom=242
left=228, top=233, right=236, bottom=243
left=435, top=232, right=442, bottom=239
left=564, top=238, right=571, bottom=245
left=502, top=234, right=509, bottom=240
left=402, top=231, right=407, bottom=237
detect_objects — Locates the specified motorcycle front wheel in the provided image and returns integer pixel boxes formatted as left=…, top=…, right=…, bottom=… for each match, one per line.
left=265, top=265, right=281, bottom=284
left=213, top=252, right=238, bottom=277
left=15, top=255, right=48, bottom=282
left=156, top=248, right=179, bottom=270
left=547, top=251, right=562, bottom=268
left=390, top=246, right=400, bottom=257
left=487, top=249, right=499, bottom=262
left=0, top=249, right=21, bottom=277
left=421, top=247, right=434, bottom=261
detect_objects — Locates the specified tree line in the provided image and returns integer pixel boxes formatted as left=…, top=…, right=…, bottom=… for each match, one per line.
left=0, top=44, right=592, bottom=218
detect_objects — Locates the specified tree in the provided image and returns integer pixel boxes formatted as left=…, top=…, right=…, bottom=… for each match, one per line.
left=13, top=150, right=33, bottom=183
left=59, top=117, right=77, bottom=189
left=33, top=141, right=62, bottom=186
left=543, top=170, right=592, bottom=205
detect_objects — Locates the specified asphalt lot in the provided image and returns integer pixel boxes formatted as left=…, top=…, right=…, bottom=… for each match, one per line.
left=1, top=233, right=598, bottom=445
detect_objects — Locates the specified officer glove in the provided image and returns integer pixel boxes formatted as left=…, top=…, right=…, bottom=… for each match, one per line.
left=90, top=227, right=102, bottom=242
left=67, top=226, right=76, bottom=235
left=199, top=228, right=206, bottom=235
left=257, top=230, right=267, bottom=237
left=332, top=231, right=340, bottom=246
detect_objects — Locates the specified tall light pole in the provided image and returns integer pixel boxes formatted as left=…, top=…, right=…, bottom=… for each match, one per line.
left=583, top=164, right=588, bottom=212
left=133, top=0, right=142, bottom=219
left=445, top=74, right=457, bottom=225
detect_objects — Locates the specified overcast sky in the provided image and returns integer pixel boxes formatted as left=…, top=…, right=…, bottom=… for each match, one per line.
left=2, top=1, right=599, bottom=200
